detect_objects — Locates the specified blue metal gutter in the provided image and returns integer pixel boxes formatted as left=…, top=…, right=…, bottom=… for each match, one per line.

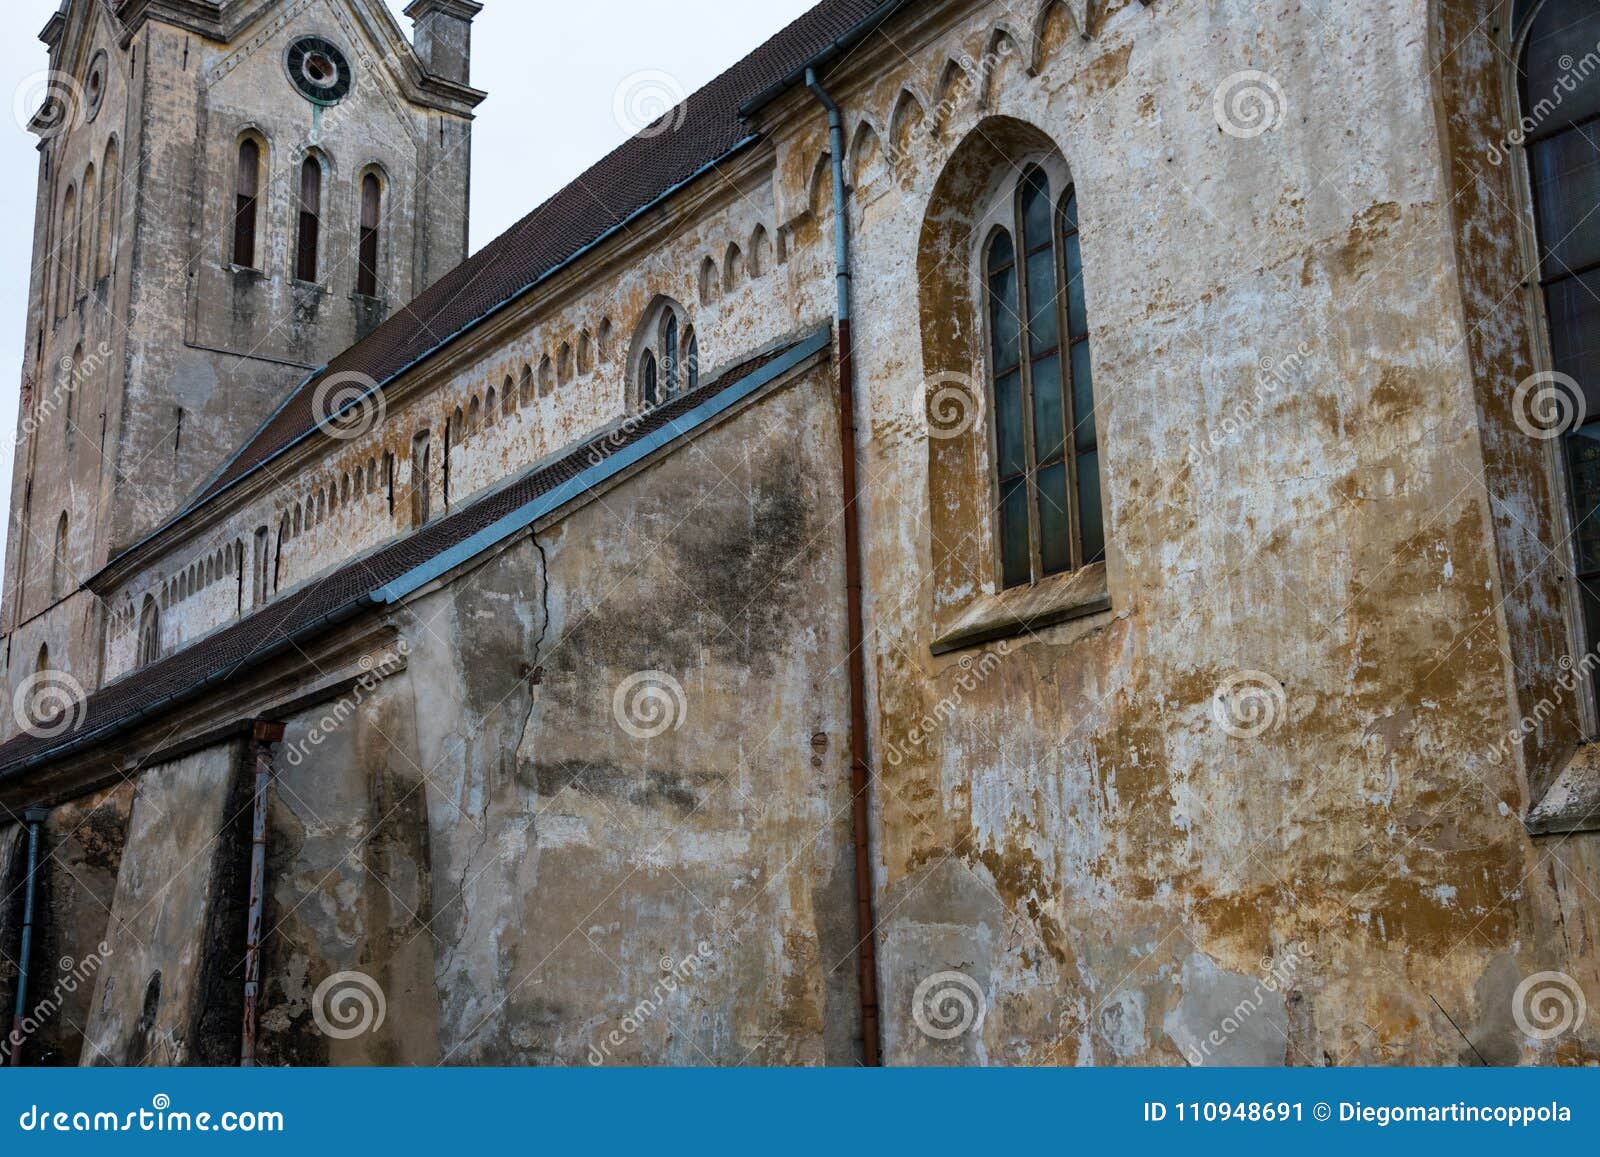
left=372, top=327, right=831, bottom=603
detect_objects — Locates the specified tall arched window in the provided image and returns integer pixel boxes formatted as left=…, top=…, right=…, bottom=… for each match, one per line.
left=64, top=343, right=82, bottom=446
left=1519, top=2, right=1600, bottom=695
left=98, top=138, right=119, bottom=280
left=296, top=155, right=323, bottom=282
left=57, top=184, right=77, bottom=317
left=137, top=594, right=161, bottom=667
left=357, top=171, right=382, bottom=297
left=233, top=137, right=262, bottom=268
left=683, top=326, right=700, bottom=392
left=51, top=512, right=68, bottom=600
left=77, top=163, right=94, bottom=296
left=984, top=166, right=1102, bottom=589
left=36, top=644, right=49, bottom=678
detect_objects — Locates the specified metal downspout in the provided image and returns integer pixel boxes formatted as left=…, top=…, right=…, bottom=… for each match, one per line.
left=240, top=721, right=286, bottom=1067
left=9, top=806, right=48, bottom=1067
left=807, top=67, right=881, bottom=1068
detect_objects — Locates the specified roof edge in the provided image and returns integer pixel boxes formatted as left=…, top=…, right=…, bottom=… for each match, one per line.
left=3, top=326, right=832, bottom=783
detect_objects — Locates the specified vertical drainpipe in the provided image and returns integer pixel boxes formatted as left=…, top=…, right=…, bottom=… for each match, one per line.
left=9, top=806, right=49, bottom=1068
left=240, top=720, right=286, bottom=1067
left=806, top=67, right=881, bottom=1068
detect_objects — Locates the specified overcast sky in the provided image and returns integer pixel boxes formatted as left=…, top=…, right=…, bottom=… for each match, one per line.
left=0, top=0, right=815, bottom=575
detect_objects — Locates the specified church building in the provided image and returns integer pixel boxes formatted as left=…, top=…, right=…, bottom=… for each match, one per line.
left=0, top=0, right=1596, bottom=1066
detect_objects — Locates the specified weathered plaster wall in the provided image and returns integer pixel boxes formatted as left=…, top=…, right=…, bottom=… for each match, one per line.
left=404, top=364, right=859, bottom=1065
left=80, top=746, right=249, bottom=1067
left=29, top=781, right=134, bottom=1066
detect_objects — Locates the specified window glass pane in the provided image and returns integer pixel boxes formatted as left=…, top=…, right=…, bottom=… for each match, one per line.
left=1545, top=268, right=1600, bottom=414
left=1031, top=354, right=1065, bottom=464
left=1037, top=461, right=1071, bottom=576
left=999, top=477, right=1031, bottom=589
left=995, top=370, right=1026, bottom=479
left=1063, top=231, right=1089, bottom=341
left=643, top=351, right=658, bottom=407
left=1021, top=169, right=1052, bottom=250
left=988, top=242, right=1021, bottom=372
left=1027, top=249, right=1060, bottom=351
left=1569, top=423, right=1600, bottom=575
left=1522, top=5, right=1600, bottom=137
left=1071, top=340, right=1096, bottom=454
left=1529, top=127, right=1600, bottom=279
left=1076, top=449, right=1105, bottom=565
left=664, top=314, right=679, bottom=396
left=1061, top=191, right=1078, bottom=233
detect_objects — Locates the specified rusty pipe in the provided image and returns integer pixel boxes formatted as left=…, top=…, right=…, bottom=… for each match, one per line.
left=807, top=67, right=881, bottom=1067
left=240, top=720, right=285, bottom=1067
left=9, top=806, right=48, bottom=1067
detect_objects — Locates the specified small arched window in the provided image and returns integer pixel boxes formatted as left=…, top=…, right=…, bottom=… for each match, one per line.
left=51, top=512, right=68, bottom=600
left=137, top=594, right=161, bottom=667
left=357, top=171, right=382, bottom=297
left=36, top=644, right=50, bottom=678
left=984, top=166, right=1102, bottom=589
left=632, top=299, right=691, bottom=410
left=233, top=137, right=262, bottom=268
left=683, top=326, right=700, bottom=392
left=663, top=313, right=679, bottom=398
left=642, top=350, right=659, bottom=408
left=64, top=343, right=82, bottom=445
left=296, top=155, right=323, bottom=282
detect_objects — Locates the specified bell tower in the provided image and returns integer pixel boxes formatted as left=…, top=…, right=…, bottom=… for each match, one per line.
left=1, top=0, right=484, bottom=715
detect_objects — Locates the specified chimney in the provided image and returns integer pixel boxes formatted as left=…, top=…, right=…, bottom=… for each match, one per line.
left=405, top=0, right=483, bottom=86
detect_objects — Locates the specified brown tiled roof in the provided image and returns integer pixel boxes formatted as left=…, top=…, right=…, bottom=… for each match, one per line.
left=187, top=0, right=888, bottom=510
left=0, top=331, right=827, bottom=779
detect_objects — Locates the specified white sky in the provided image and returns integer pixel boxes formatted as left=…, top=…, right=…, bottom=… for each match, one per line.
left=0, top=0, right=816, bottom=574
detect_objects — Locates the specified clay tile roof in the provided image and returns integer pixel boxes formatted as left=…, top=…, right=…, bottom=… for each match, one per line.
left=186, top=0, right=889, bottom=512
left=0, top=331, right=826, bottom=780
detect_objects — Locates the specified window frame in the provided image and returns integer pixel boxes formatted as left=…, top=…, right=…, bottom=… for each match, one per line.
left=976, top=155, right=1100, bottom=591
left=1507, top=0, right=1600, bottom=734
left=356, top=168, right=383, bottom=297
left=295, top=152, right=325, bottom=284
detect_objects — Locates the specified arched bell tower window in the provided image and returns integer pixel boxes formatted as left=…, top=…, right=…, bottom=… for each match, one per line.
left=295, top=154, right=325, bottom=283
left=357, top=170, right=383, bottom=297
left=233, top=136, right=262, bottom=269
left=630, top=298, right=693, bottom=411
left=982, top=164, right=1102, bottom=589
left=1515, top=1, right=1600, bottom=711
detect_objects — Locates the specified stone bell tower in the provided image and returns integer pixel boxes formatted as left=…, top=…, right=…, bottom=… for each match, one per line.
left=1, top=0, right=484, bottom=711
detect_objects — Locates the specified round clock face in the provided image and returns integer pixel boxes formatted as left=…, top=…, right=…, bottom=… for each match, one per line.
left=286, top=37, right=353, bottom=105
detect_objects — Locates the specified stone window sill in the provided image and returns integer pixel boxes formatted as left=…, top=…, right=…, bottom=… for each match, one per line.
left=1527, top=741, right=1600, bottom=836
left=931, top=562, right=1111, bottom=656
